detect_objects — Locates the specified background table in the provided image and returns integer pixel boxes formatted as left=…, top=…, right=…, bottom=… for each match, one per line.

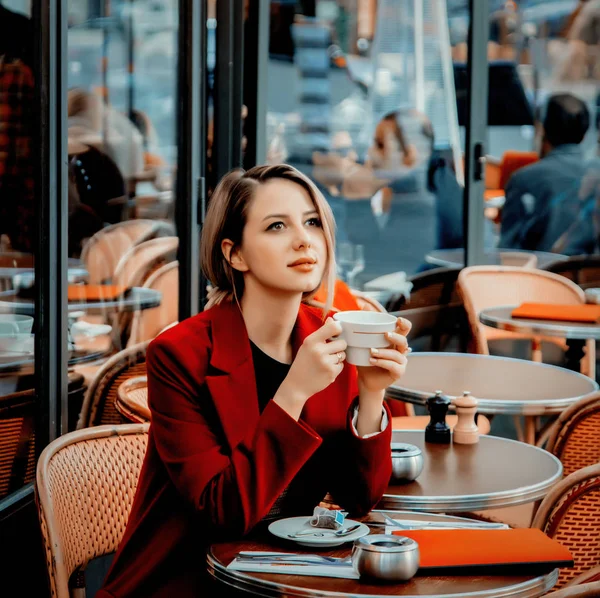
left=425, top=249, right=566, bottom=269
left=378, top=431, right=562, bottom=512
left=479, top=305, right=600, bottom=375
left=0, top=287, right=161, bottom=315
left=386, top=352, right=598, bottom=444
left=207, top=511, right=558, bottom=598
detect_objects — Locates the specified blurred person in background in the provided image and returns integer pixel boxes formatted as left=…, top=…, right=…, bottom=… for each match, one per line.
left=67, top=88, right=145, bottom=183
left=556, top=0, right=600, bottom=81
left=500, top=93, right=590, bottom=251
left=0, top=4, right=35, bottom=252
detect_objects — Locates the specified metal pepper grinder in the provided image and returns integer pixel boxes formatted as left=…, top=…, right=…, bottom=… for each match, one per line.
left=425, top=390, right=451, bottom=444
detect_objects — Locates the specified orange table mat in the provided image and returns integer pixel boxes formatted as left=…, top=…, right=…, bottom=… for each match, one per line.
left=511, top=302, right=600, bottom=324
left=392, top=529, right=573, bottom=570
left=68, top=285, right=130, bottom=302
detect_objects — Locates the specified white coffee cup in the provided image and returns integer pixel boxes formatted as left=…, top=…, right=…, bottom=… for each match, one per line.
left=0, top=314, right=33, bottom=336
left=333, top=311, right=397, bottom=366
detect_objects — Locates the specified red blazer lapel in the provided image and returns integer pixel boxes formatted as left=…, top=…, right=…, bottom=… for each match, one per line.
left=204, top=301, right=259, bottom=452
left=204, top=301, right=325, bottom=451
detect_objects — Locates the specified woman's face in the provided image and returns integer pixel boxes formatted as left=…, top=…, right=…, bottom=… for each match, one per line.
left=227, top=178, right=328, bottom=296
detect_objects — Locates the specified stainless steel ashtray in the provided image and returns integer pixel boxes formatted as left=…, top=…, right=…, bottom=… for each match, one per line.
left=352, top=534, right=420, bottom=581
left=390, top=442, right=424, bottom=482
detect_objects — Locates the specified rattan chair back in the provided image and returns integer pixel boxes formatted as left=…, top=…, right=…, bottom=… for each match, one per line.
left=36, top=424, right=149, bottom=597
left=113, top=236, right=178, bottom=290
left=0, top=389, right=36, bottom=501
left=458, top=266, right=585, bottom=355
left=80, top=219, right=165, bottom=284
left=532, top=463, right=600, bottom=589
left=545, top=393, right=600, bottom=477
left=77, top=341, right=149, bottom=429
left=127, top=261, right=178, bottom=347
left=115, top=376, right=150, bottom=423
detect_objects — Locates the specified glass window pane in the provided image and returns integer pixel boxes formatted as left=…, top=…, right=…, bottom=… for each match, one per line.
left=65, top=0, right=180, bottom=428
left=486, top=1, right=599, bottom=259
left=266, top=0, right=466, bottom=293
left=0, top=0, right=38, bottom=500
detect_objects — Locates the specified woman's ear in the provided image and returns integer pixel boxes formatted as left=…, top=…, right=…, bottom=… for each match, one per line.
left=221, top=239, right=249, bottom=272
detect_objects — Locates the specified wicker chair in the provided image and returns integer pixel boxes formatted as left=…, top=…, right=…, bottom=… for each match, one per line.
left=458, top=266, right=594, bottom=377
left=115, top=376, right=150, bottom=423
left=127, top=261, right=178, bottom=347
left=113, top=236, right=178, bottom=290
left=35, top=423, right=149, bottom=597
left=77, top=341, right=149, bottom=429
left=472, top=393, right=600, bottom=530
left=80, top=219, right=172, bottom=285
left=0, top=389, right=35, bottom=501
left=389, top=267, right=470, bottom=353
left=542, top=255, right=600, bottom=291
left=544, top=393, right=600, bottom=477
left=532, top=462, right=600, bottom=589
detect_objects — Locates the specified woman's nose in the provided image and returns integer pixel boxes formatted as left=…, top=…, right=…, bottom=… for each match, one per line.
left=292, top=229, right=312, bottom=250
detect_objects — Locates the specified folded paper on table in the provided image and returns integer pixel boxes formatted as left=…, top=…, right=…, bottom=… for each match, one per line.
left=391, top=529, right=573, bottom=570
left=511, top=303, right=600, bottom=324
left=67, top=285, right=130, bottom=302
left=228, top=559, right=359, bottom=580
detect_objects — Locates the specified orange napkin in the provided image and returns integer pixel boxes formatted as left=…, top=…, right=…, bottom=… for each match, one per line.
left=392, top=529, right=573, bottom=570
left=68, top=285, right=130, bottom=302
left=511, top=303, right=600, bottom=324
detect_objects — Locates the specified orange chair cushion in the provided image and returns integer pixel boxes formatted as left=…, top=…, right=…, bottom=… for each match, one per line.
left=312, top=279, right=362, bottom=312
left=392, top=529, right=573, bottom=570
left=498, top=151, right=539, bottom=190
left=512, top=303, right=600, bottom=324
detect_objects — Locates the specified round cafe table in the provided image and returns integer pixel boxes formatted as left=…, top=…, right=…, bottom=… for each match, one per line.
left=378, top=431, right=562, bottom=512
left=386, top=352, right=598, bottom=445
left=425, top=248, right=566, bottom=270
left=207, top=511, right=559, bottom=598
left=0, top=287, right=161, bottom=315
left=479, top=305, right=600, bottom=375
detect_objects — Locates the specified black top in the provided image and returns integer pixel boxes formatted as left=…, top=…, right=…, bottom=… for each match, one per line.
left=250, top=341, right=291, bottom=413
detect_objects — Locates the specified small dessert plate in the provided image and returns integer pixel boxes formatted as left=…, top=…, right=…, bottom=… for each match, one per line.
left=268, top=516, right=370, bottom=548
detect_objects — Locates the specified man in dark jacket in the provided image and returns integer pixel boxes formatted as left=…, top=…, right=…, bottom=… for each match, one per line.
left=500, top=93, right=590, bottom=251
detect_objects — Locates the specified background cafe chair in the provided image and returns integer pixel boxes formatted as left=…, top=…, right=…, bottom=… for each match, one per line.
left=35, top=423, right=149, bottom=598
left=0, top=389, right=35, bottom=502
left=127, top=260, right=178, bottom=347
left=543, top=575, right=600, bottom=597
left=471, top=393, right=600, bottom=530
left=532, top=462, right=600, bottom=590
left=110, top=236, right=178, bottom=349
left=77, top=340, right=149, bottom=429
left=457, top=265, right=594, bottom=375
left=80, top=219, right=173, bottom=285
left=387, top=267, right=470, bottom=353
left=543, top=392, right=600, bottom=476
left=115, top=376, right=150, bottom=423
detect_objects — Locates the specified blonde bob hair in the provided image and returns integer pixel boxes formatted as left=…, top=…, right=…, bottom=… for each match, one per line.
left=201, top=164, right=336, bottom=315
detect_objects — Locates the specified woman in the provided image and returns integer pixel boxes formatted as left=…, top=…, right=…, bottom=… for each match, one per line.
left=97, top=164, right=411, bottom=597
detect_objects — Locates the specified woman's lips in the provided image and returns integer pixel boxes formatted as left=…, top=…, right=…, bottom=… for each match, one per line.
left=289, top=263, right=317, bottom=272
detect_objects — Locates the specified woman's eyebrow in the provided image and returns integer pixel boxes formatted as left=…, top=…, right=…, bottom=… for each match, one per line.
left=262, top=210, right=317, bottom=221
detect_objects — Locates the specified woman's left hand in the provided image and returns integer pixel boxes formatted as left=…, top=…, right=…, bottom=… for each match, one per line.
left=356, top=317, right=412, bottom=394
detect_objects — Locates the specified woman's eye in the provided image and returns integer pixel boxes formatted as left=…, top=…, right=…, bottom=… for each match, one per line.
left=306, top=217, right=322, bottom=227
left=267, top=221, right=284, bottom=231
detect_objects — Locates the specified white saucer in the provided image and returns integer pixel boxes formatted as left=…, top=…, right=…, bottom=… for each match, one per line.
left=268, top=516, right=370, bottom=548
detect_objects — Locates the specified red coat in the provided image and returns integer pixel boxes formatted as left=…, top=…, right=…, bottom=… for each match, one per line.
left=98, top=300, right=392, bottom=598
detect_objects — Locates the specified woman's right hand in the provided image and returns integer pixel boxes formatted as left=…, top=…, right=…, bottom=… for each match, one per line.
left=274, top=318, right=347, bottom=420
